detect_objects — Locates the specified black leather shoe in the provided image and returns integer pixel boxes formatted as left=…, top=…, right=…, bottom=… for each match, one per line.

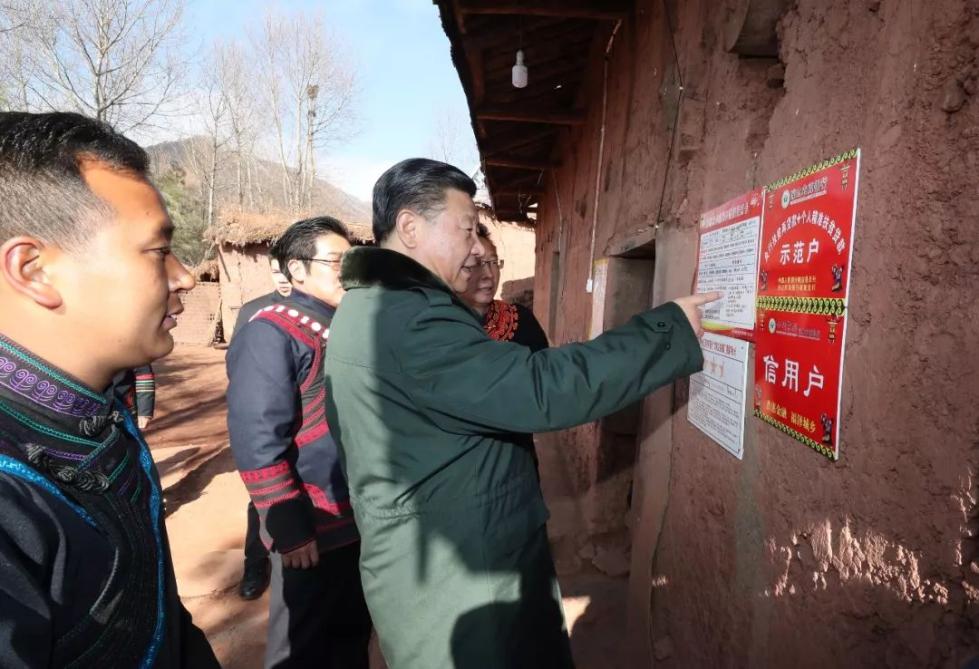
left=238, top=559, right=270, bottom=600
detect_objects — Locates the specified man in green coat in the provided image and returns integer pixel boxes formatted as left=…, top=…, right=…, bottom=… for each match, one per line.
left=325, top=158, right=719, bottom=669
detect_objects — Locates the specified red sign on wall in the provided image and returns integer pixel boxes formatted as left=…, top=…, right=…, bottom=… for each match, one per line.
left=753, top=149, right=860, bottom=460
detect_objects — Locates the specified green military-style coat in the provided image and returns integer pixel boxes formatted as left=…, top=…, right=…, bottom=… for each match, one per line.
left=324, top=247, right=703, bottom=669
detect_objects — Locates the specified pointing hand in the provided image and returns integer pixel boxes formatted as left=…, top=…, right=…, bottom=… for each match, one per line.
left=672, top=292, right=723, bottom=337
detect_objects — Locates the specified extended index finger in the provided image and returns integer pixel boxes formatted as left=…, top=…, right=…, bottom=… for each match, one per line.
left=692, top=291, right=723, bottom=305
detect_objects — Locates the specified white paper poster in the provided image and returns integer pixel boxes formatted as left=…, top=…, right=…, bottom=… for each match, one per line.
left=688, top=332, right=750, bottom=459
left=588, top=258, right=608, bottom=339
left=694, top=190, right=763, bottom=340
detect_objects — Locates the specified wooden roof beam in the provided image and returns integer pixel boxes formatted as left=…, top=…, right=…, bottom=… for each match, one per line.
left=458, top=0, right=629, bottom=21
left=449, top=0, right=469, bottom=34
left=477, top=106, right=585, bottom=125
left=485, top=156, right=559, bottom=171
left=467, top=45, right=486, bottom=105
left=483, top=128, right=558, bottom=157
left=490, top=174, right=547, bottom=189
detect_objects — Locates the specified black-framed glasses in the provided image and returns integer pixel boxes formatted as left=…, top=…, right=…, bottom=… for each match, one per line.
left=297, top=256, right=344, bottom=269
left=476, top=258, right=504, bottom=270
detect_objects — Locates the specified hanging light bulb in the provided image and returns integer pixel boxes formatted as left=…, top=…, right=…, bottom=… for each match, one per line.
left=512, top=49, right=528, bottom=88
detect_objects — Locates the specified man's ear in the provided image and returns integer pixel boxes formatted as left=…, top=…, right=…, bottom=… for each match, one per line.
left=395, top=209, right=421, bottom=249
left=287, top=258, right=308, bottom=283
left=0, top=237, right=63, bottom=309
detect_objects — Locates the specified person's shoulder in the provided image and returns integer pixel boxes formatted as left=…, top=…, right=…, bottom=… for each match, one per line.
left=512, top=303, right=549, bottom=350
left=0, top=462, right=84, bottom=532
left=232, top=293, right=277, bottom=337
left=513, top=303, right=541, bottom=324
left=416, top=285, right=464, bottom=312
left=338, top=283, right=435, bottom=321
left=247, top=304, right=332, bottom=347
left=229, top=309, right=295, bottom=356
left=244, top=292, right=275, bottom=307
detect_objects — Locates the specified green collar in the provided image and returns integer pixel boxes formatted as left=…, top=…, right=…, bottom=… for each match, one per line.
left=339, top=246, right=479, bottom=315
left=340, top=246, right=449, bottom=292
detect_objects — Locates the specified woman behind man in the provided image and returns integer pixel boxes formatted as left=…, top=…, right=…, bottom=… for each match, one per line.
left=459, top=224, right=549, bottom=352
left=458, top=223, right=549, bottom=475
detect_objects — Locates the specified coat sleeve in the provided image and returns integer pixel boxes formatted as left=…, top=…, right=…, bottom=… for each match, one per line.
left=226, top=320, right=315, bottom=553
left=400, top=300, right=703, bottom=435
left=0, top=544, right=53, bottom=668
left=133, top=364, right=155, bottom=418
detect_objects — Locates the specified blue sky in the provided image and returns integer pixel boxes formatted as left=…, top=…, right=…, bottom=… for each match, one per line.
left=183, top=0, right=479, bottom=201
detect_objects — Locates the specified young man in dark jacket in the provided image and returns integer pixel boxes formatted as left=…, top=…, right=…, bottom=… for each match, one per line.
left=226, top=217, right=371, bottom=668
left=231, top=256, right=291, bottom=601
left=0, top=111, right=218, bottom=667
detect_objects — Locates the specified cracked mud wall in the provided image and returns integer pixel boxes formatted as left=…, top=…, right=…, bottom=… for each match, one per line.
left=532, top=0, right=979, bottom=666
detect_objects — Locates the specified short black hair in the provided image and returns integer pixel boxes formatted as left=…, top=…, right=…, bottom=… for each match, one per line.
left=271, top=216, right=351, bottom=281
left=0, top=112, right=149, bottom=249
left=372, top=158, right=477, bottom=242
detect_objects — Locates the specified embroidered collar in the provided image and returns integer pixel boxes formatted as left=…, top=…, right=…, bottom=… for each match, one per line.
left=0, top=333, right=108, bottom=419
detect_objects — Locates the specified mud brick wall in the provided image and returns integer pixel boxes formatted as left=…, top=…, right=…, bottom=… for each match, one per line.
left=172, top=283, right=220, bottom=346
left=530, top=0, right=979, bottom=666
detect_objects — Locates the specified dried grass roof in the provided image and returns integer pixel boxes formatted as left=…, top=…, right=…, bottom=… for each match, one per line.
left=191, top=258, right=220, bottom=281
left=207, top=209, right=373, bottom=247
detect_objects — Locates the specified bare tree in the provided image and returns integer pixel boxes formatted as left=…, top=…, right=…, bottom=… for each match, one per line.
left=0, top=0, right=188, bottom=133
left=426, top=109, right=479, bottom=171
left=0, top=3, right=30, bottom=108
left=0, top=2, right=23, bottom=34
left=253, top=10, right=358, bottom=212
left=212, top=39, right=261, bottom=208
left=185, top=55, right=230, bottom=231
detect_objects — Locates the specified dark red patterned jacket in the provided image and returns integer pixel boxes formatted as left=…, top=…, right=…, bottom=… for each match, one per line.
left=226, top=289, right=357, bottom=555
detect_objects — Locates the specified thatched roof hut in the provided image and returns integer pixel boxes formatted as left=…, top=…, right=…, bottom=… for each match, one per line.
left=207, top=209, right=373, bottom=247
left=206, top=209, right=372, bottom=339
left=190, top=258, right=220, bottom=282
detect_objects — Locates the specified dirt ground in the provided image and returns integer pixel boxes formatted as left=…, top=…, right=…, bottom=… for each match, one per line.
left=147, top=345, right=629, bottom=668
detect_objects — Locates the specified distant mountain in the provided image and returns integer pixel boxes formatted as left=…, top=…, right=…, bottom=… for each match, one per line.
left=146, top=137, right=370, bottom=226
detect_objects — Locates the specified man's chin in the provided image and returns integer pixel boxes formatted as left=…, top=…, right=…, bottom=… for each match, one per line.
left=149, top=332, right=176, bottom=360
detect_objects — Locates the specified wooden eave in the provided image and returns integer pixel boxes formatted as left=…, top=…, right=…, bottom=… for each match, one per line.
left=435, top=0, right=631, bottom=224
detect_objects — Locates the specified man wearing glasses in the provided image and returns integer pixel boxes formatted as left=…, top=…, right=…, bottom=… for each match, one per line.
left=226, top=217, right=371, bottom=668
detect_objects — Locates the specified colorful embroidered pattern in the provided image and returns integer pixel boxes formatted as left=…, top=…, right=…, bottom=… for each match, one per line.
left=0, top=399, right=112, bottom=448
left=484, top=300, right=520, bottom=342
left=304, top=482, right=352, bottom=516
left=241, top=461, right=303, bottom=509
left=0, top=336, right=105, bottom=417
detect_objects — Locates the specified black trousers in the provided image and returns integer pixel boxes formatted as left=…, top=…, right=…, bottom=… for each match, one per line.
left=265, top=541, right=372, bottom=669
left=244, top=502, right=269, bottom=566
